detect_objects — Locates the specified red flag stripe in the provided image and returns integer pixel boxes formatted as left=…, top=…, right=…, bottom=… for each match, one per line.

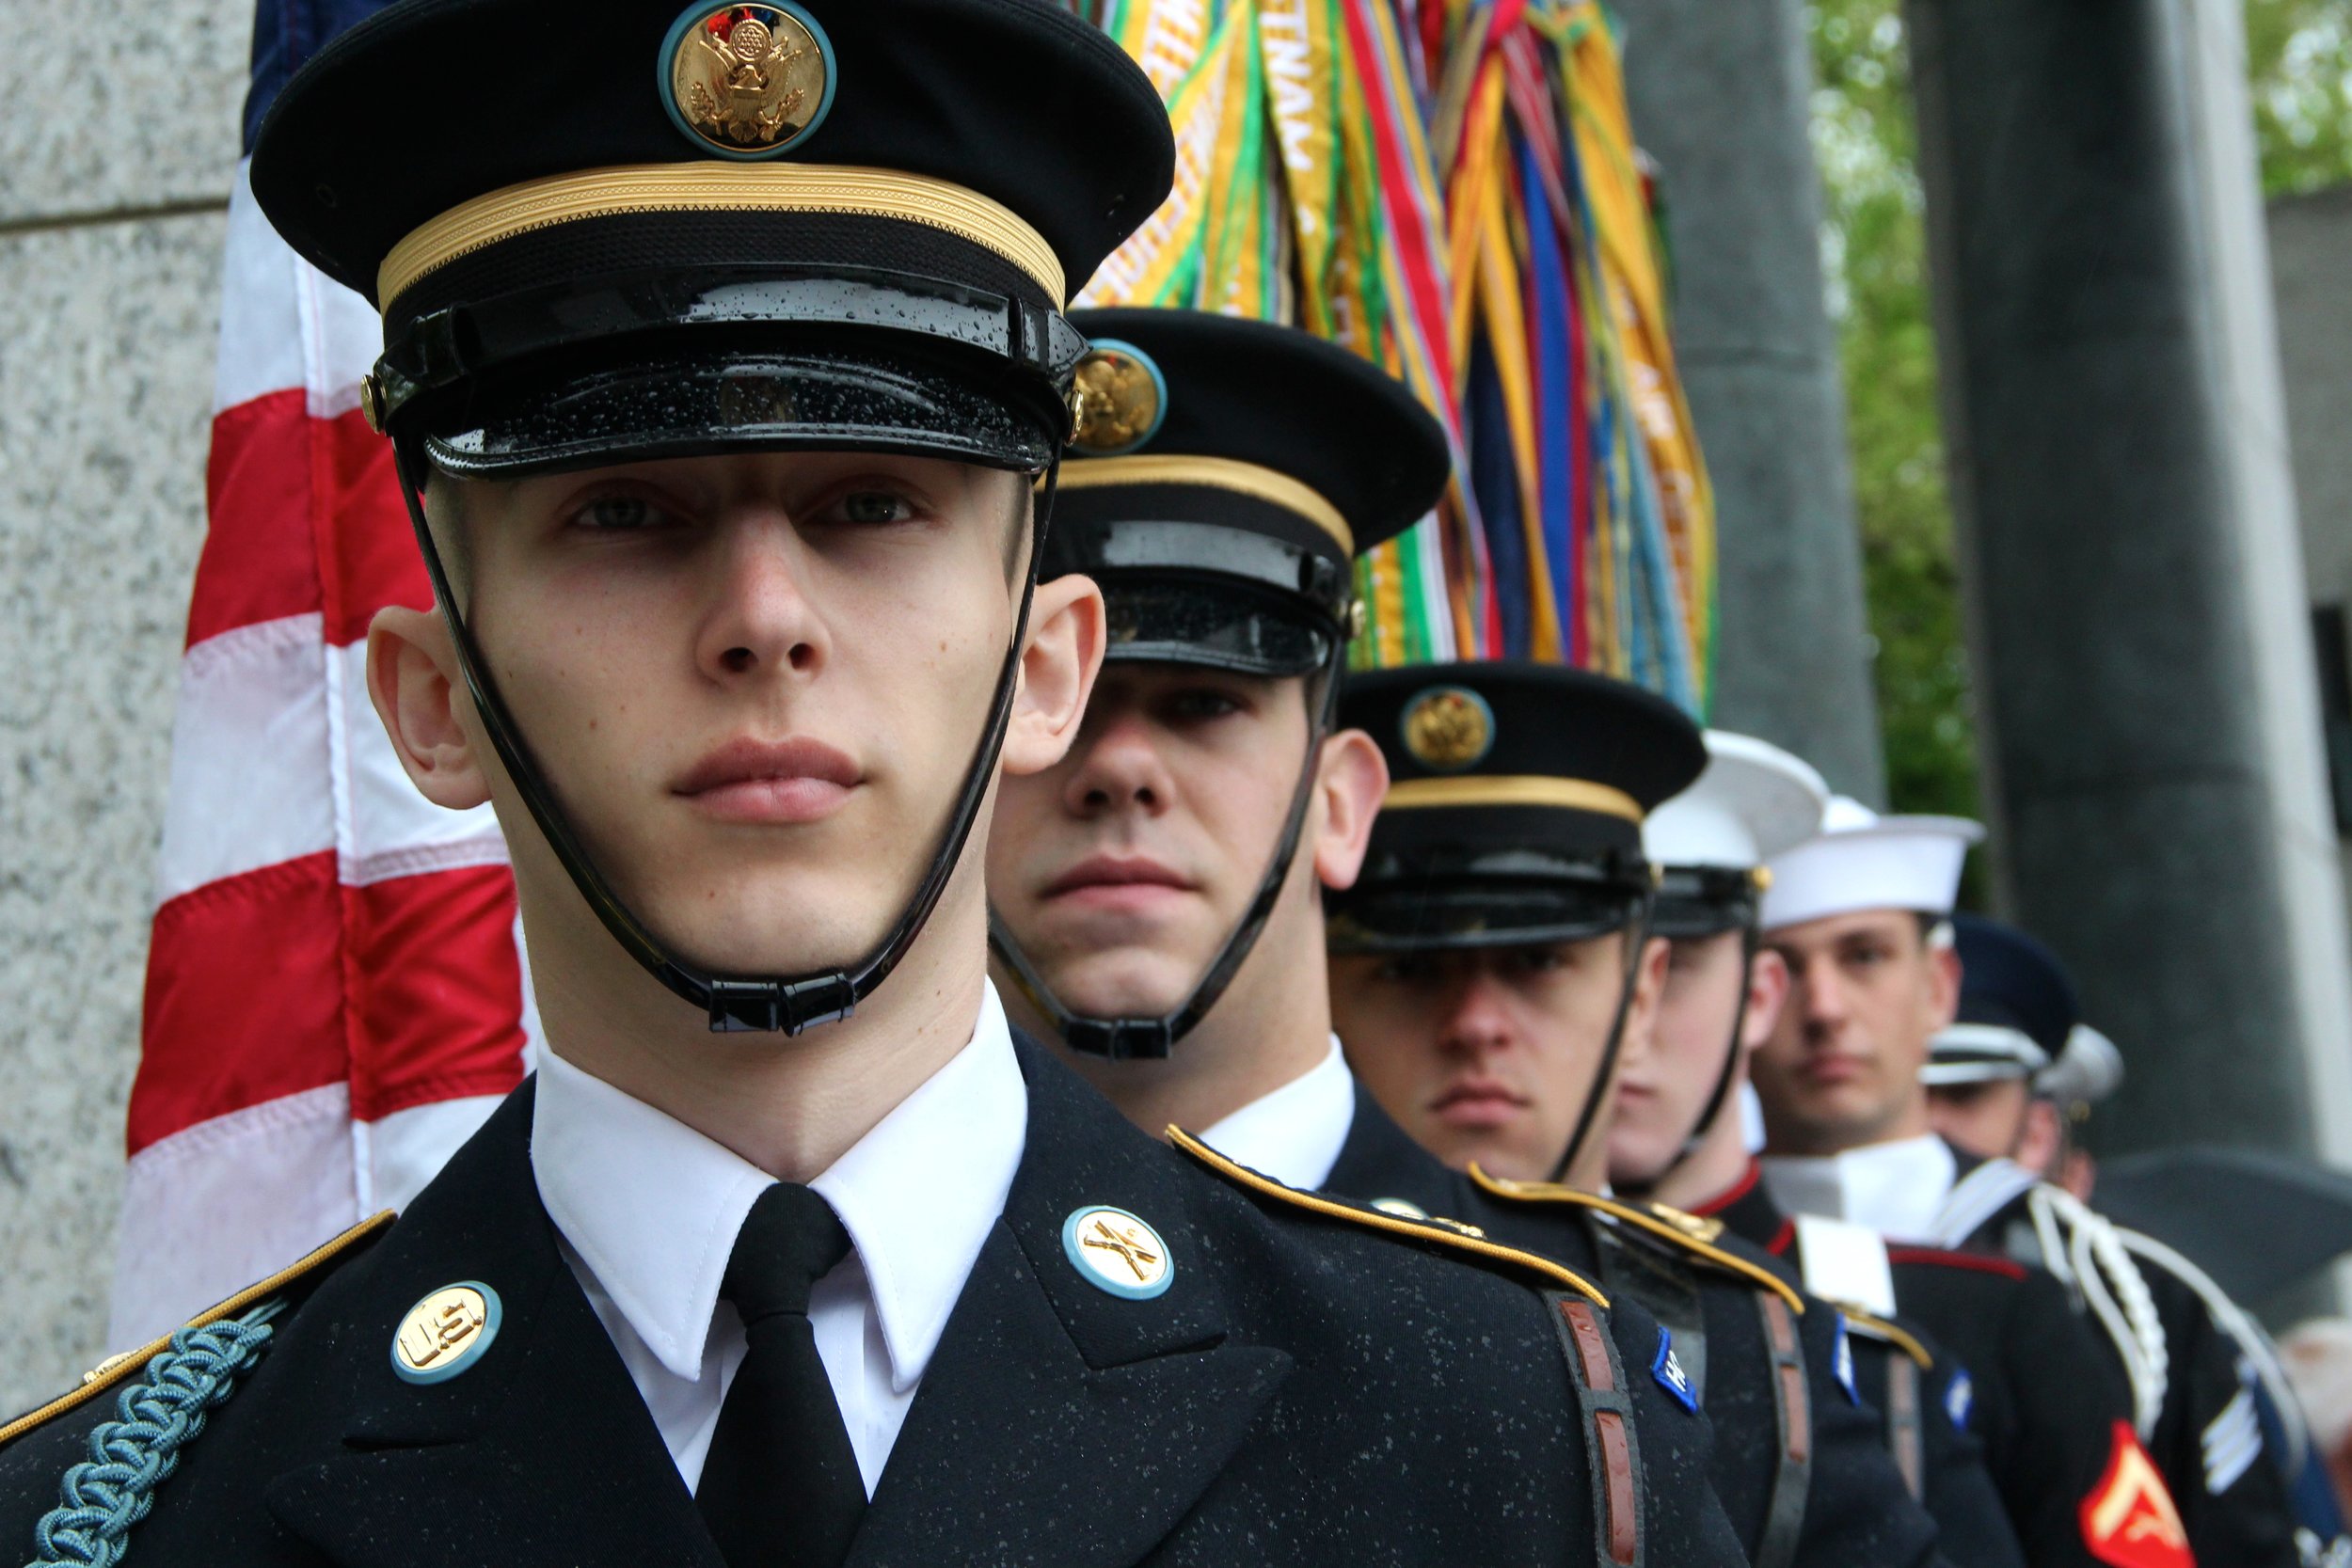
left=192, top=394, right=429, bottom=649
left=133, top=857, right=527, bottom=1153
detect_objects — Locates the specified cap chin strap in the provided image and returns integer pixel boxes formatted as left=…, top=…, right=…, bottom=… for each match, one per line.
left=390, top=438, right=1052, bottom=1034
left=989, top=646, right=1343, bottom=1060
left=1546, top=899, right=1658, bottom=1185
left=1675, top=925, right=1760, bottom=1162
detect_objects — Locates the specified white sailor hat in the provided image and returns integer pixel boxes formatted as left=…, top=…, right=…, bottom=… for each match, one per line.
left=1758, top=797, right=1984, bottom=933
left=1644, top=734, right=1832, bottom=938
left=1645, top=732, right=1832, bottom=871
left=2038, top=1023, right=2124, bottom=1108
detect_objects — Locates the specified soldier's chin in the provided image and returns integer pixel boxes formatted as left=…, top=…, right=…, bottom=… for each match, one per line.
left=644, top=908, right=889, bottom=989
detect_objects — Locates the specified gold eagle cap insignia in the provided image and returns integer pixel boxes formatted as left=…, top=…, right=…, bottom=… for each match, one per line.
left=1067, top=341, right=1167, bottom=456
left=665, top=4, right=833, bottom=157
left=1401, top=686, right=1495, bottom=772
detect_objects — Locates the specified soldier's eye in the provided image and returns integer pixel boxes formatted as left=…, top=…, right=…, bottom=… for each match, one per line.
left=574, top=495, right=661, bottom=531
left=835, top=491, right=916, bottom=525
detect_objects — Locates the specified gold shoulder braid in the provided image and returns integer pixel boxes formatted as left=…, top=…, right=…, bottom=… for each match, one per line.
left=1169, top=1130, right=1607, bottom=1307
left=0, top=1212, right=397, bottom=1449
left=1468, top=1167, right=1805, bottom=1314
left=1833, top=1304, right=1934, bottom=1370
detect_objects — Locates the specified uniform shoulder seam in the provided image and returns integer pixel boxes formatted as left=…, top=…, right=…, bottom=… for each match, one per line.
left=1834, top=1304, right=1934, bottom=1369
left=1168, top=1129, right=1608, bottom=1307
left=1467, top=1166, right=1807, bottom=1314
left=0, top=1211, right=396, bottom=1451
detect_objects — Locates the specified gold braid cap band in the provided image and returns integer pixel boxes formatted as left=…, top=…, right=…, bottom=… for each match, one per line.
left=380, top=163, right=1065, bottom=309
left=1056, top=455, right=1354, bottom=555
left=1381, top=775, right=1645, bottom=823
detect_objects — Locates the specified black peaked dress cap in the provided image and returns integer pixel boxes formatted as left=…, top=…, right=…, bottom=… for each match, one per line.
left=248, top=0, right=1176, bottom=475
left=1947, top=912, right=2080, bottom=1056
left=1052, top=309, right=1450, bottom=676
left=1331, top=661, right=1706, bottom=951
left=253, top=0, right=1170, bottom=309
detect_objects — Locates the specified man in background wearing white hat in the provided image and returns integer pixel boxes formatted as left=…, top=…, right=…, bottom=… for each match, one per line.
left=1725, top=800, right=2194, bottom=1568
left=1607, top=736, right=2026, bottom=1567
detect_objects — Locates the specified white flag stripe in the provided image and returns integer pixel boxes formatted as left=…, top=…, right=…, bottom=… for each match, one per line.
left=109, top=1085, right=515, bottom=1349
left=331, top=637, right=506, bottom=883
left=155, top=614, right=335, bottom=905
left=213, top=162, right=377, bottom=419
left=108, top=1083, right=359, bottom=1347
left=155, top=621, right=504, bottom=905
left=351, top=1093, right=507, bottom=1216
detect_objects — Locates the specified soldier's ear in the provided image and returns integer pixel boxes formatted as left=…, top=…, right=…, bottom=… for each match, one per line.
left=1925, top=939, right=1963, bottom=1032
left=1003, top=573, right=1104, bottom=777
left=1311, top=727, right=1390, bottom=892
left=368, top=605, right=494, bottom=811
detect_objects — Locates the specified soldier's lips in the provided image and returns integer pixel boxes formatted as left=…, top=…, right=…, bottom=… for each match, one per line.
left=1430, top=1082, right=1529, bottom=1130
left=674, top=736, right=860, bottom=824
left=1800, top=1052, right=1871, bottom=1085
left=1041, top=854, right=1196, bottom=913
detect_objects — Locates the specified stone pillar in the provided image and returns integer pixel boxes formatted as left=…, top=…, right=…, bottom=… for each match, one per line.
left=1614, top=0, right=1887, bottom=800
left=1908, top=0, right=2352, bottom=1164
left=0, top=0, right=240, bottom=1412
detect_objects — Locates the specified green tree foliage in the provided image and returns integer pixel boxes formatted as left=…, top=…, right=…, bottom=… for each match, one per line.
left=1804, top=0, right=2352, bottom=827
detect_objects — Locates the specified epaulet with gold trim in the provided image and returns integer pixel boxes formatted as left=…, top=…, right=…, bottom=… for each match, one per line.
left=1168, top=1129, right=1608, bottom=1307
left=1467, top=1167, right=1806, bottom=1315
left=1832, top=1304, right=1933, bottom=1370
left=0, top=1211, right=395, bottom=1452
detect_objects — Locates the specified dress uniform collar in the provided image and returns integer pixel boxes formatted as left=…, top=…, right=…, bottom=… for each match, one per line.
left=1194, top=1036, right=1357, bottom=1193
left=263, top=1034, right=1293, bottom=1568
left=1759, top=1134, right=1960, bottom=1243
left=531, top=982, right=1025, bottom=1390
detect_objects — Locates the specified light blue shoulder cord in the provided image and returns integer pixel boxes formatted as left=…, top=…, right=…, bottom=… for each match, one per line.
left=22, top=1300, right=283, bottom=1568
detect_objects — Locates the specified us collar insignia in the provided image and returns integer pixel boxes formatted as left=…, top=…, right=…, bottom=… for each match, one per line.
left=1400, top=685, right=1494, bottom=772
left=1650, top=1326, right=1698, bottom=1413
left=1067, top=340, right=1167, bottom=456
left=1061, top=1205, right=1174, bottom=1300
left=660, top=2, right=837, bottom=159
left=391, top=1282, right=502, bottom=1385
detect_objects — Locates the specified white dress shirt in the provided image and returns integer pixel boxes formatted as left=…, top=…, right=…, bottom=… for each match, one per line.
left=1197, top=1035, right=1357, bottom=1192
left=531, top=981, right=1027, bottom=1497
left=1760, top=1133, right=1959, bottom=1243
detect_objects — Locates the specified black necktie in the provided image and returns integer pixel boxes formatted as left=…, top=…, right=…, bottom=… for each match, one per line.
left=696, top=1181, right=865, bottom=1568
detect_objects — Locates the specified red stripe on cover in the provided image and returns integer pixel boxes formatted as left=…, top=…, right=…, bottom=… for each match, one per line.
left=1886, top=1246, right=2028, bottom=1280
left=342, top=865, right=527, bottom=1122
left=133, top=852, right=348, bottom=1153
left=187, top=397, right=430, bottom=650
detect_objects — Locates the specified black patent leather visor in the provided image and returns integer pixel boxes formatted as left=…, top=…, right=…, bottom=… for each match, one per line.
left=422, top=343, right=1065, bottom=478
left=1099, top=577, right=1333, bottom=678
left=1327, top=856, right=1652, bottom=955
left=1650, top=865, right=1761, bottom=940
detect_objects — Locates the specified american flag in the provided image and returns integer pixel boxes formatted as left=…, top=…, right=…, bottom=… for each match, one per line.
left=112, top=0, right=542, bottom=1346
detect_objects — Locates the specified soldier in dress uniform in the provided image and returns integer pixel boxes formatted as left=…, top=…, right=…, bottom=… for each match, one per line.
left=1742, top=799, right=2197, bottom=1567
left=0, top=6, right=1752, bottom=1564
left=1313, top=663, right=1955, bottom=1567
left=1925, top=915, right=2306, bottom=1568
left=1605, top=731, right=2026, bottom=1567
left=982, top=307, right=1746, bottom=1561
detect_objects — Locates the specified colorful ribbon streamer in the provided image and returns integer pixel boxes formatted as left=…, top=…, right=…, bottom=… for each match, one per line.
left=1073, top=0, right=1715, bottom=713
